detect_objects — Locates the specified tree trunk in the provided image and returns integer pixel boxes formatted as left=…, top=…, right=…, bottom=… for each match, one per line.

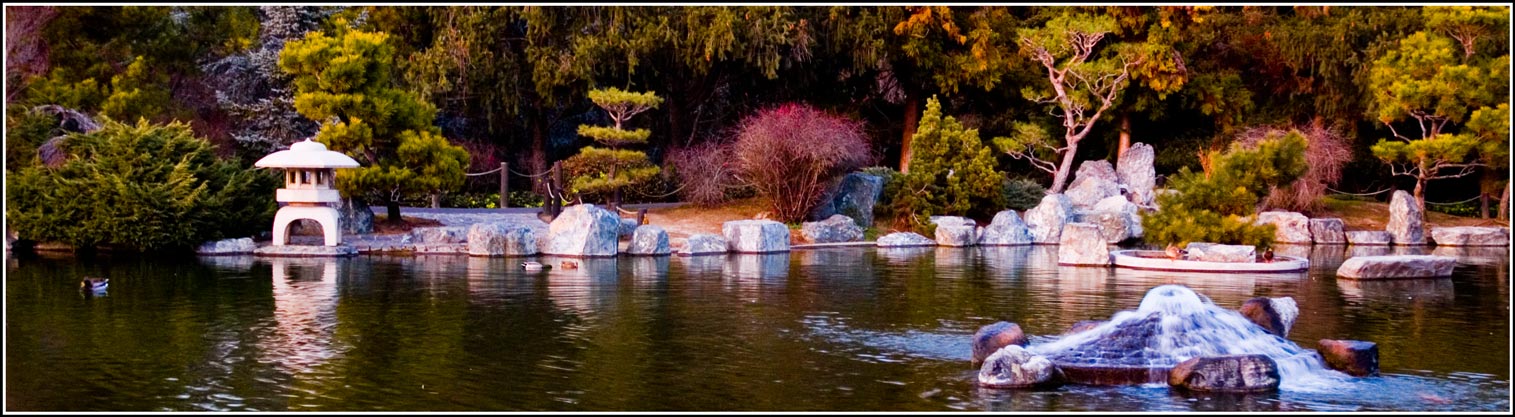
left=430, top=193, right=441, bottom=209
left=1413, top=175, right=1426, bottom=213
left=899, top=94, right=920, bottom=174
left=1499, top=181, right=1511, bottom=221
left=528, top=109, right=550, bottom=194
left=1117, top=112, right=1131, bottom=160
left=387, top=200, right=403, bottom=224
left=1049, top=141, right=1081, bottom=194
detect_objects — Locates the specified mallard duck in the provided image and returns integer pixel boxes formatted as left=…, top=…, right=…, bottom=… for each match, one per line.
left=1262, top=247, right=1275, bottom=262
left=1165, top=244, right=1187, bottom=260
left=80, top=277, right=109, bottom=291
left=560, top=260, right=579, bottom=270
left=522, top=261, right=547, bottom=272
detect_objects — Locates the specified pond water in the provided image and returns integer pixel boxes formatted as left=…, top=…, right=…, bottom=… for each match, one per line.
left=5, top=245, right=1510, bottom=412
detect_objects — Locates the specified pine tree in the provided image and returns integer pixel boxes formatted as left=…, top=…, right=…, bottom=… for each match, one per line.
left=564, top=87, right=663, bottom=209
left=889, top=96, right=1004, bottom=233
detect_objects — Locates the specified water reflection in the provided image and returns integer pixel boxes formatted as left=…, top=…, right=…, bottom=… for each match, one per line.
left=261, top=257, right=344, bottom=376
left=1337, top=278, right=1455, bottom=304
left=1347, top=245, right=1392, bottom=258
left=1431, top=246, right=1509, bottom=267
left=877, top=247, right=933, bottom=264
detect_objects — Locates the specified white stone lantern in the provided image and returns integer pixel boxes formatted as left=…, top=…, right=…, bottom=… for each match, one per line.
left=254, top=138, right=360, bottom=246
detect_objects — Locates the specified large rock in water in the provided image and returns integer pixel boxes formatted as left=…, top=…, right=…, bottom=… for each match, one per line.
left=978, top=345, right=1062, bottom=389
left=543, top=204, right=622, bottom=257
left=979, top=210, right=1033, bottom=246
left=1386, top=190, right=1425, bottom=245
left=1317, top=339, right=1379, bottom=376
left=468, top=223, right=538, bottom=257
left=809, top=172, right=885, bottom=227
left=1346, top=231, right=1393, bottom=246
left=1065, top=160, right=1121, bottom=209
left=931, top=216, right=979, bottom=247
left=1336, top=255, right=1455, bottom=279
left=972, top=322, right=1029, bottom=366
left=876, top=232, right=937, bottom=247
left=1025, top=194, right=1074, bottom=244
left=1058, top=223, right=1110, bottom=266
left=1310, top=218, right=1347, bottom=244
left=680, top=234, right=728, bottom=256
left=627, top=225, right=671, bottom=256
left=722, top=220, right=791, bottom=253
left=1429, top=226, right=1510, bottom=247
left=1185, top=242, right=1256, bottom=263
left=801, top=214, right=864, bottom=243
left=196, top=238, right=255, bottom=255
left=1167, top=355, right=1281, bottom=393
left=1239, top=297, right=1298, bottom=337
left=1117, top=142, right=1156, bottom=207
left=1256, top=211, right=1313, bottom=244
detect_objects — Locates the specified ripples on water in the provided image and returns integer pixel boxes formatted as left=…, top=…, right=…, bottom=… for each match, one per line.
left=5, top=245, right=1510, bottom=411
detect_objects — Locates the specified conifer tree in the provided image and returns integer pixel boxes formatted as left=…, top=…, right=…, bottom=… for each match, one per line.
left=890, top=96, right=1004, bottom=233
left=564, top=87, right=663, bottom=209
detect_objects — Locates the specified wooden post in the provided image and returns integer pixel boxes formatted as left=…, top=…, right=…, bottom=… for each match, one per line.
left=636, top=208, right=647, bottom=225
left=550, top=161, right=564, bottom=218
left=499, top=162, right=509, bottom=209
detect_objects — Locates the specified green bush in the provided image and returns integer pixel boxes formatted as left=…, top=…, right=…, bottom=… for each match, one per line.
left=1141, top=130, right=1308, bottom=248
left=1001, top=177, right=1047, bottom=211
left=888, top=96, right=1005, bottom=232
left=5, top=118, right=278, bottom=252
left=4, top=107, right=59, bottom=171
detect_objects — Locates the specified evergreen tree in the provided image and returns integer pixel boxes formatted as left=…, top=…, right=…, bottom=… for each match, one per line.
left=203, top=6, right=331, bottom=156
left=889, top=96, right=1004, bottom=233
left=1142, top=130, right=1308, bottom=248
left=564, top=87, right=663, bottom=208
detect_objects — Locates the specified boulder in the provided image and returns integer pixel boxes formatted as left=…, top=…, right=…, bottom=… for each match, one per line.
left=1083, top=196, right=1143, bottom=244
left=1065, top=160, right=1121, bottom=209
left=468, top=223, right=538, bottom=257
left=876, top=232, right=937, bottom=248
left=619, top=218, right=639, bottom=238
left=972, top=322, right=1029, bottom=366
left=1309, top=218, right=1347, bottom=244
left=810, top=172, right=885, bottom=227
left=801, top=214, right=865, bottom=243
left=979, top=210, right=1033, bottom=246
left=627, top=225, right=671, bottom=256
left=1346, top=231, right=1393, bottom=246
left=1317, top=339, right=1379, bottom=376
left=1185, top=243, right=1256, bottom=263
left=1239, top=297, right=1298, bottom=337
left=977, top=345, right=1062, bottom=389
left=1256, top=211, right=1313, bottom=244
left=1167, top=355, right=1281, bottom=393
left=722, top=220, right=791, bottom=253
left=1057, top=223, right=1110, bottom=266
left=543, top=204, right=622, bottom=257
left=1116, top=142, right=1156, bottom=207
left=1025, top=194, right=1074, bottom=244
left=932, top=216, right=979, bottom=247
left=337, top=197, right=375, bottom=234
left=1386, top=190, right=1425, bottom=245
left=1336, top=255, right=1456, bottom=279
left=410, top=226, right=469, bottom=244
left=680, top=234, right=729, bottom=256
left=196, top=237, right=256, bottom=255
left=1429, top=226, right=1511, bottom=247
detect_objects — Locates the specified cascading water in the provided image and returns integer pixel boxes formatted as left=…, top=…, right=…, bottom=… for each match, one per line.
left=1026, top=285, right=1351, bottom=391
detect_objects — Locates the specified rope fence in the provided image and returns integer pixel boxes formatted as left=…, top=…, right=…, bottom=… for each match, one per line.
left=457, top=162, right=560, bottom=209
left=1328, top=186, right=1498, bottom=207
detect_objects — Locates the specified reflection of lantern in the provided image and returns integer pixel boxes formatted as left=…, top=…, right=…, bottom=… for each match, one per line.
left=254, top=139, right=359, bottom=246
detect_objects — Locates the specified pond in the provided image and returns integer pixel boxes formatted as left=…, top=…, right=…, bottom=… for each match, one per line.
left=5, top=245, right=1509, bottom=411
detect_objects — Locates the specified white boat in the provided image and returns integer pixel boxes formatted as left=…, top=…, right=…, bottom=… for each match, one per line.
left=1110, top=249, right=1308, bottom=273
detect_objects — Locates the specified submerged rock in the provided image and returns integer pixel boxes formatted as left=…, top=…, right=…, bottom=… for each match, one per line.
left=1168, top=354, right=1281, bottom=393
left=1429, top=226, right=1510, bottom=247
left=1336, top=255, right=1455, bottom=279
left=801, top=214, right=865, bottom=243
left=1064, top=320, right=1106, bottom=335
left=1317, top=339, right=1379, bottom=377
left=1386, top=190, right=1425, bottom=245
left=977, top=345, right=1062, bottom=389
left=972, top=322, right=1029, bottom=366
left=876, top=232, right=937, bottom=248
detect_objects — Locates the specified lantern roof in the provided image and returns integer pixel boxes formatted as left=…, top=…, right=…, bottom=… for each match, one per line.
left=254, top=139, right=360, bottom=169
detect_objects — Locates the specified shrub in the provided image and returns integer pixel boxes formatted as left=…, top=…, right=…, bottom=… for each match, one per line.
left=5, top=118, right=278, bottom=252
left=1141, top=131, right=1308, bottom=248
left=1001, top=177, right=1047, bottom=211
left=667, top=141, right=743, bottom=207
left=1234, top=124, right=1351, bottom=213
left=564, top=88, right=663, bottom=207
left=731, top=103, right=873, bottom=222
left=889, top=96, right=1005, bottom=233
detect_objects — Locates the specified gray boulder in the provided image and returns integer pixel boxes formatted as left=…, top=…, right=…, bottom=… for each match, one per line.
left=1336, top=255, right=1455, bottom=279
left=810, top=172, right=885, bottom=227
left=1185, top=242, right=1256, bottom=263
left=196, top=237, right=256, bottom=255
left=627, top=225, right=671, bottom=256
left=1057, top=223, right=1110, bottom=266
left=801, top=214, right=865, bottom=243
left=722, top=220, right=791, bottom=253
left=338, top=197, right=375, bottom=234
left=1025, top=194, right=1074, bottom=244
left=876, top=232, right=937, bottom=248
left=1429, top=226, right=1510, bottom=247
left=543, top=204, right=622, bottom=257
left=680, top=234, right=729, bottom=256
left=619, top=218, right=640, bottom=238
left=1065, top=160, right=1121, bottom=209
left=1346, top=231, right=1393, bottom=246
left=1117, top=142, right=1156, bottom=207
left=931, top=216, right=979, bottom=247
left=410, top=226, right=469, bottom=244
left=1256, top=211, right=1313, bottom=244
left=972, top=322, right=1029, bottom=366
left=1309, top=218, right=1347, bottom=244
left=1084, top=196, right=1143, bottom=243
left=468, top=223, right=538, bottom=257
left=1167, top=355, right=1281, bottom=393
left=979, top=210, right=1033, bottom=246
left=977, top=345, right=1062, bottom=389
left=1386, top=190, right=1425, bottom=245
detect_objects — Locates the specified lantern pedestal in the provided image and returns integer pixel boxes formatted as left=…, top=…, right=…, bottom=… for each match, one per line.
left=272, top=205, right=343, bottom=246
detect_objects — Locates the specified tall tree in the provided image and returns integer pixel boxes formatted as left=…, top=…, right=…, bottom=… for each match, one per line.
left=891, top=96, right=1004, bottom=232
left=565, top=88, right=663, bottom=208
left=203, top=6, right=330, bottom=156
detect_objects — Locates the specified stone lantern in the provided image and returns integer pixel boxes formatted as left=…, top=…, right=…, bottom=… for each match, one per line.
left=254, top=138, right=360, bottom=246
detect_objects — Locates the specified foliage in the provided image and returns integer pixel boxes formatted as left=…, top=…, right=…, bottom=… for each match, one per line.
left=1001, top=177, right=1047, bottom=211
left=667, top=141, right=743, bottom=207
left=4, top=118, right=277, bottom=252
left=1236, top=125, right=1352, bottom=212
left=4, top=107, right=62, bottom=170
left=731, top=103, right=873, bottom=222
left=100, top=57, right=172, bottom=122
left=1142, top=131, right=1307, bottom=247
left=889, top=97, right=1004, bottom=232
left=204, top=6, right=330, bottom=157
left=860, top=166, right=904, bottom=221
left=564, top=88, right=664, bottom=205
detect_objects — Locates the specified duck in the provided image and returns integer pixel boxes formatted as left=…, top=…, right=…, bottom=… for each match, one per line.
left=80, top=277, right=109, bottom=291
left=1262, top=247, right=1276, bottom=262
left=1165, top=244, right=1187, bottom=260
left=560, top=260, right=579, bottom=270
left=522, top=261, right=547, bottom=272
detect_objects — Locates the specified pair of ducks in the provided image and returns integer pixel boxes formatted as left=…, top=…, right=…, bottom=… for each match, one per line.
left=1164, top=245, right=1275, bottom=262
left=80, top=277, right=109, bottom=291
left=521, top=260, right=579, bottom=271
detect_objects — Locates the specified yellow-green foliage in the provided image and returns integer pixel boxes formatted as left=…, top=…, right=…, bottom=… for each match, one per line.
left=889, top=96, right=1005, bottom=232
left=577, top=125, right=651, bottom=147
left=1142, top=130, right=1309, bottom=248
left=4, top=118, right=278, bottom=252
left=566, top=88, right=663, bottom=204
